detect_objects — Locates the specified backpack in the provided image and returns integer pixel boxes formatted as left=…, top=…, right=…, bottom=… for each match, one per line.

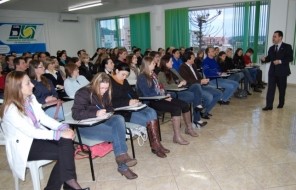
left=234, top=89, right=248, bottom=99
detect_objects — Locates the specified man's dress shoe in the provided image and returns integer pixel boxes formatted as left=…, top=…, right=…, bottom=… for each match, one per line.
left=262, top=107, right=273, bottom=111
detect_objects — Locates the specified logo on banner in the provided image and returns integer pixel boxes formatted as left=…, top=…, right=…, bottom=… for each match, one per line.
left=9, top=25, right=36, bottom=40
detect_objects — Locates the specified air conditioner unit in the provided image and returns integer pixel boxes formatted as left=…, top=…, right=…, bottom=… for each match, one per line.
left=59, top=13, right=79, bottom=22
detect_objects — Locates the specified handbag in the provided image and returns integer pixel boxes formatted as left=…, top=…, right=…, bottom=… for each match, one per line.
left=125, top=122, right=147, bottom=146
left=74, top=142, right=113, bottom=160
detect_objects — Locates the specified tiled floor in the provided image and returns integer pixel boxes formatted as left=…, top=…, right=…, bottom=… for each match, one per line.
left=1, top=85, right=296, bottom=190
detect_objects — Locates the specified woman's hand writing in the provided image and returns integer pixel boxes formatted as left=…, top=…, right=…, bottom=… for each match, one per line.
left=96, top=109, right=107, bottom=117
left=129, top=99, right=139, bottom=106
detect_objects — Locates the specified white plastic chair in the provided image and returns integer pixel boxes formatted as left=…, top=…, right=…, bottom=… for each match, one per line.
left=14, top=160, right=53, bottom=190
left=1, top=121, right=52, bottom=190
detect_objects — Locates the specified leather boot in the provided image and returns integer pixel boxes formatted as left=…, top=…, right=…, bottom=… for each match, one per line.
left=171, top=116, right=189, bottom=145
left=115, top=153, right=137, bottom=167
left=147, top=120, right=167, bottom=158
left=183, top=112, right=199, bottom=137
left=151, top=119, right=170, bottom=153
left=118, top=168, right=138, bottom=180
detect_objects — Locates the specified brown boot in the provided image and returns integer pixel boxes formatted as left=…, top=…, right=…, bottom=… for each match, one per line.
left=151, top=120, right=170, bottom=153
left=147, top=120, right=167, bottom=158
left=118, top=168, right=138, bottom=179
left=172, top=116, right=189, bottom=145
left=183, top=112, right=199, bottom=137
left=115, top=153, right=137, bottom=167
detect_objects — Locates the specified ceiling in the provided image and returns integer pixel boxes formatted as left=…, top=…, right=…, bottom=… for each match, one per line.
left=0, top=0, right=187, bottom=14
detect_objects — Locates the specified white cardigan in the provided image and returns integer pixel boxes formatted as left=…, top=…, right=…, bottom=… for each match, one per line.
left=1, top=95, right=66, bottom=180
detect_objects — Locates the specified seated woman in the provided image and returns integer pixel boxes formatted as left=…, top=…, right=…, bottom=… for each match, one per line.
left=64, top=62, right=89, bottom=98
left=72, top=73, right=138, bottom=179
left=217, top=51, right=246, bottom=89
left=43, top=57, right=64, bottom=89
left=100, top=57, right=115, bottom=75
left=158, top=54, right=207, bottom=128
left=125, top=54, right=140, bottom=82
left=110, top=63, right=169, bottom=158
left=28, top=60, right=64, bottom=121
left=137, top=56, right=199, bottom=145
left=43, top=57, right=66, bottom=98
left=0, top=71, right=89, bottom=190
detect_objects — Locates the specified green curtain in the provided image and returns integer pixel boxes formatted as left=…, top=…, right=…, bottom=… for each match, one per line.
left=165, top=8, right=189, bottom=48
left=130, top=12, right=151, bottom=51
left=233, top=0, right=269, bottom=63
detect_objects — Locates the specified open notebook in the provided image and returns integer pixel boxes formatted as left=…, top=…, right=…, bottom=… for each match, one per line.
left=114, top=103, right=147, bottom=111
left=63, top=112, right=113, bottom=125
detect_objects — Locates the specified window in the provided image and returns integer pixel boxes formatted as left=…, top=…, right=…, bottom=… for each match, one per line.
left=189, top=0, right=270, bottom=62
left=96, top=17, right=131, bottom=51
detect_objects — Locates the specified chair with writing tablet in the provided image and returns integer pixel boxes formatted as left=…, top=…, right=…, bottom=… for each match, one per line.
left=62, top=100, right=135, bottom=181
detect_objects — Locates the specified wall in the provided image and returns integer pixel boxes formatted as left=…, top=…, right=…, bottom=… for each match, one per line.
left=0, top=9, right=93, bottom=57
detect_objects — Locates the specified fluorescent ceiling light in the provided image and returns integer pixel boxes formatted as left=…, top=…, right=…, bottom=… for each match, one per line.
left=68, top=1, right=103, bottom=11
left=0, top=0, right=10, bottom=5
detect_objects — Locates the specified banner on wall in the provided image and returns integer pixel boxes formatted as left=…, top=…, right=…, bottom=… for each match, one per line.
left=0, top=23, right=46, bottom=54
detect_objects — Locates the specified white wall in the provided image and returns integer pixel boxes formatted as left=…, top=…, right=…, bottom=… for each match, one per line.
left=0, top=9, right=93, bottom=57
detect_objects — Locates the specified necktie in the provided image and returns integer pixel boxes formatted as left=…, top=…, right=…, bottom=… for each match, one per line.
left=275, top=45, right=278, bottom=54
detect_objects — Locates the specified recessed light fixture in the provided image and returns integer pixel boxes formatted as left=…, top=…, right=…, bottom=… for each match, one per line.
left=68, top=1, right=103, bottom=11
left=0, top=0, right=10, bottom=5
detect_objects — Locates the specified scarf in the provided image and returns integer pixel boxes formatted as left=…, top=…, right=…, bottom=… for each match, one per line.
left=24, top=97, right=41, bottom=129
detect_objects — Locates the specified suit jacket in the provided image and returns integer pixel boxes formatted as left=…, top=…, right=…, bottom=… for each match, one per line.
left=179, top=63, right=202, bottom=85
left=263, top=42, right=293, bottom=76
left=1, top=95, right=65, bottom=180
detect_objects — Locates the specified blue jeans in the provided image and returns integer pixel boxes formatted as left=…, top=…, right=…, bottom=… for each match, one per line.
left=130, top=106, right=157, bottom=126
left=201, top=85, right=222, bottom=115
left=170, top=83, right=202, bottom=122
left=45, top=106, right=64, bottom=121
left=228, top=72, right=244, bottom=83
left=247, top=68, right=257, bottom=82
left=78, top=115, right=128, bottom=171
left=209, top=78, right=239, bottom=101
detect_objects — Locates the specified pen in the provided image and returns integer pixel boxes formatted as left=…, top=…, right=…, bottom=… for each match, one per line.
left=96, top=105, right=102, bottom=110
left=127, top=93, right=132, bottom=99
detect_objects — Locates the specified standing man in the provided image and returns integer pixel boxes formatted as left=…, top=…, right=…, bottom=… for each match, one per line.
left=261, top=30, right=293, bottom=110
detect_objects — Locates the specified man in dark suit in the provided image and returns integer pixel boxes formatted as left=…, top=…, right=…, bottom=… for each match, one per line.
left=261, top=30, right=294, bottom=110
left=179, top=51, right=222, bottom=119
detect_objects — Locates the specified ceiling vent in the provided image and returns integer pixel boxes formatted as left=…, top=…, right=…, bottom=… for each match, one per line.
left=59, top=13, right=79, bottom=22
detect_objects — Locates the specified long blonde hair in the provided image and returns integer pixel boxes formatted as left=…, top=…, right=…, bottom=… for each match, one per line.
left=140, top=56, right=154, bottom=87
left=0, top=71, right=27, bottom=117
left=88, top=72, right=112, bottom=105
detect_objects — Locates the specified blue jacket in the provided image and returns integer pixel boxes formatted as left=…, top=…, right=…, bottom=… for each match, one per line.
left=137, top=74, right=159, bottom=97
left=172, top=56, right=183, bottom=72
left=32, top=79, right=58, bottom=104
left=201, top=57, right=221, bottom=77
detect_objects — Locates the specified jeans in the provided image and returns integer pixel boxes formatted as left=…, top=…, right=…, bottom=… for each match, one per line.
left=209, top=78, right=239, bottom=101
left=45, top=106, right=64, bottom=121
left=130, top=106, right=157, bottom=126
left=247, top=68, right=257, bottom=83
left=228, top=72, right=244, bottom=83
left=169, top=83, right=202, bottom=122
left=78, top=115, right=128, bottom=171
left=201, top=85, right=222, bottom=115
